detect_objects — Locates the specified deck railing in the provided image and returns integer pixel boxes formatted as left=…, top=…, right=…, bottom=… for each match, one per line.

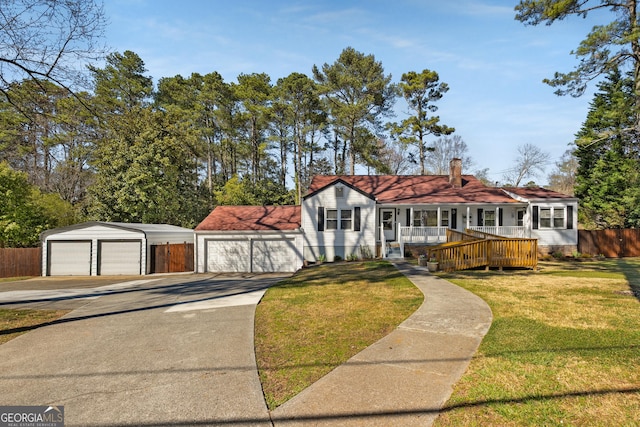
left=468, top=226, right=530, bottom=238
left=426, top=229, right=537, bottom=272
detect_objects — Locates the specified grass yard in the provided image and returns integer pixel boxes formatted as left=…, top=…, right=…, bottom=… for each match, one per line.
left=0, top=308, right=70, bottom=345
left=434, top=258, right=640, bottom=426
left=254, top=260, right=424, bottom=410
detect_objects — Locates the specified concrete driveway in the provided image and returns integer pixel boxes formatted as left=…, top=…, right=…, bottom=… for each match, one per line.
left=0, top=274, right=288, bottom=426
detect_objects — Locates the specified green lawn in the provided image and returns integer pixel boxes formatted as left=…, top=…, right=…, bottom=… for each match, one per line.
left=254, top=260, right=424, bottom=409
left=0, top=308, right=70, bottom=345
left=434, top=259, right=640, bottom=426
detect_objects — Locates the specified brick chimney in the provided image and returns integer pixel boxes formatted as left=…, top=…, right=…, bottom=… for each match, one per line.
left=449, top=158, right=462, bottom=188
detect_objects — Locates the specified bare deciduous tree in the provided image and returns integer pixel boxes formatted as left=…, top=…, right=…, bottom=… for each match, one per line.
left=425, top=135, right=473, bottom=175
left=547, top=148, right=577, bottom=195
left=0, top=0, right=107, bottom=106
left=503, top=143, right=551, bottom=187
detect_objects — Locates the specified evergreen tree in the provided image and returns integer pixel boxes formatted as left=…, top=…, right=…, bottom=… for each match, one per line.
left=313, top=47, right=396, bottom=175
left=87, top=51, right=207, bottom=227
left=574, top=68, right=640, bottom=228
left=234, top=73, right=272, bottom=183
left=516, top=1, right=640, bottom=127
left=390, top=69, right=454, bottom=175
left=275, top=73, right=327, bottom=201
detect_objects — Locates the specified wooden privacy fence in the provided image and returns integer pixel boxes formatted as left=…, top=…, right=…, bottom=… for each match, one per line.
left=150, top=242, right=194, bottom=273
left=427, top=229, right=537, bottom=272
left=0, top=247, right=42, bottom=278
left=578, top=229, right=640, bottom=258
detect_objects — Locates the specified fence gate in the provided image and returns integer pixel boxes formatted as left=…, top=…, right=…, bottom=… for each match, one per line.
left=151, top=242, right=194, bottom=273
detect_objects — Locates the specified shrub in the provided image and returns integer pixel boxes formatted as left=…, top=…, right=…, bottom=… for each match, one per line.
left=359, top=245, right=374, bottom=259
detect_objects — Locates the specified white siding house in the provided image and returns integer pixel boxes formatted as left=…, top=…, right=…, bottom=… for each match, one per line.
left=503, top=187, right=579, bottom=255
left=301, top=179, right=377, bottom=262
left=194, top=160, right=579, bottom=271
left=41, top=222, right=193, bottom=276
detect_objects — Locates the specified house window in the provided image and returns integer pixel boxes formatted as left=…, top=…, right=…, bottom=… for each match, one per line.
left=324, top=208, right=354, bottom=230
left=441, top=210, right=449, bottom=227
left=517, top=209, right=525, bottom=227
left=539, top=208, right=552, bottom=228
left=554, top=208, right=565, bottom=228
left=412, top=210, right=422, bottom=227
left=413, top=209, right=443, bottom=226
left=424, top=210, right=438, bottom=226
left=335, top=186, right=344, bottom=198
left=383, top=210, right=394, bottom=230
left=340, top=209, right=352, bottom=230
left=533, top=206, right=572, bottom=230
left=484, top=210, right=496, bottom=227
left=326, top=209, right=338, bottom=230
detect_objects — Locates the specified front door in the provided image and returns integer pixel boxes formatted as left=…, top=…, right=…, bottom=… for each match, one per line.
left=381, top=209, right=395, bottom=241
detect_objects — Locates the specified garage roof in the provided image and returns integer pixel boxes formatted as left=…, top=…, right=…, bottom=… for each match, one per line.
left=41, top=221, right=193, bottom=239
left=195, top=206, right=301, bottom=231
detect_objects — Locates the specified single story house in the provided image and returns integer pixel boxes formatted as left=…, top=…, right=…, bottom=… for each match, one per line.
left=195, top=159, right=578, bottom=272
left=41, top=221, right=194, bottom=276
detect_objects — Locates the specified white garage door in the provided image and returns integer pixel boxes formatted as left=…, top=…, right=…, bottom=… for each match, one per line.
left=252, top=239, right=296, bottom=273
left=48, top=241, right=91, bottom=276
left=99, top=241, right=141, bottom=275
left=207, top=240, right=250, bottom=272
left=206, top=238, right=296, bottom=273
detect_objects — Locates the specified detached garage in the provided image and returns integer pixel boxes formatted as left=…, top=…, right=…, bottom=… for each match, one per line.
left=41, top=222, right=193, bottom=276
left=195, top=206, right=303, bottom=273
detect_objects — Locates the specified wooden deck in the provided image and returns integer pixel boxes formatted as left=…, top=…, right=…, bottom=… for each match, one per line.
left=427, top=229, right=537, bottom=272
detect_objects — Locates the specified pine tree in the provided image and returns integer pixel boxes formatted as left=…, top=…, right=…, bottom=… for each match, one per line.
left=574, top=69, right=640, bottom=228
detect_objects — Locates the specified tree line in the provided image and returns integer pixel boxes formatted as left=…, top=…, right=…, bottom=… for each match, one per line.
left=1, top=47, right=465, bottom=246
left=3, top=0, right=639, bottom=247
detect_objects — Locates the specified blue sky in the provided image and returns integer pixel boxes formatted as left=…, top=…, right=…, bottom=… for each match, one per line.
left=103, top=0, right=607, bottom=184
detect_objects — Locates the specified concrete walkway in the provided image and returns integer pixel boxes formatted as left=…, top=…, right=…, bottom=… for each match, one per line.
left=271, top=262, right=493, bottom=426
left=0, top=264, right=492, bottom=426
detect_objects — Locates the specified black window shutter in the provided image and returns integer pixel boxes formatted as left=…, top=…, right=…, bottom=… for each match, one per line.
left=318, top=207, right=325, bottom=231
left=567, top=206, right=573, bottom=229
left=406, top=209, right=410, bottom=227
left=477, top=208, right=484, bottom=226
left=354, top=207, right=361, bottom=231
left=532, top=206, right=539, bottom=230
left=498, top=209, right=503, bottom=226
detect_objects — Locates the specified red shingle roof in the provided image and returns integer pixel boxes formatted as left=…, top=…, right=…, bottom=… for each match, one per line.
left=306, top=175, right=519, bottom=204
left=503, top=187, right=576, bottom=200
left=195, top=205, right=301, bottom=231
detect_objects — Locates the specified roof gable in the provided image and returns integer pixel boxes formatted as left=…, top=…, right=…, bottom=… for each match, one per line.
left=195, top=205, right=301, bottom=231
left=302, top=177, right=376, bottom=201
left=305, top=175, right=519, bottom=204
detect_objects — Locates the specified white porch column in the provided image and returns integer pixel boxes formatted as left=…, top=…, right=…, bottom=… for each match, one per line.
left=496, top=206, right=500, bottom=229
left=466, top=206, right=470, bottom=229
